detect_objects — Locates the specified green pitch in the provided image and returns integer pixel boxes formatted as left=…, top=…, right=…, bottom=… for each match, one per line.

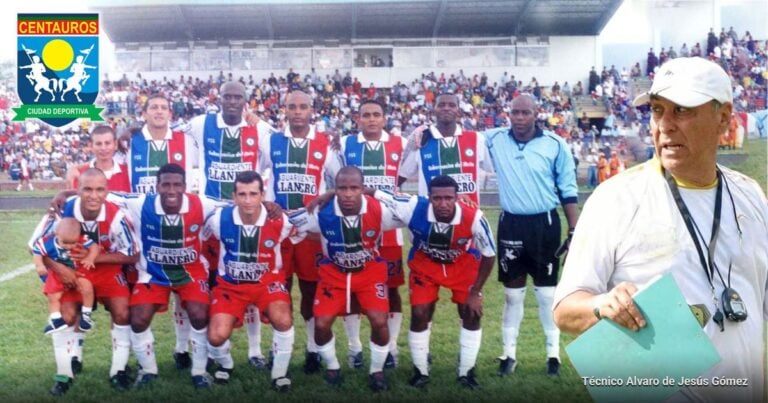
left=0, top=208, right=590, bottom=403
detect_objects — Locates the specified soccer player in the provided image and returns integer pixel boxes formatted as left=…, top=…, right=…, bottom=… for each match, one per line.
left=35, top=168, right=139, bottom=394
left=107, top=163, right=226, bottom=389
left=373, top=175, right=496, bottom=389
left=484, top=94, right=578, bottom=377
left=261, top=90, right=335, bottom=374
left=125, top=94, right=196, bottom=194
left=289, top=166, right=403, bottom=391
left=398, top=93, right=494, bottom=204
left=203, top=171, right=295, bottom=391
left=33, top=217, right=99, bottom=335
left=185, top=81, right=274, bottom=369
left=67, top=125, right=131, bottom=192
left=123, top=94, right=198, bottom=371
left=326, top=99, right=408, bottom=369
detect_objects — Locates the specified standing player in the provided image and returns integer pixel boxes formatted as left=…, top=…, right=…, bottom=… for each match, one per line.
left=372, top=175, right=496, bottom=389
left=327, top=99, right=407, bottom=369
left=34, top=168, right=139, bottom=394
left=289, top=166, right=403, bottom=391
left=67, top=125, right=131, bottom=192
left=261, top=90, right=335, bottom=373
left=399, top=93, right=494, bottom=204
left=124, top=94, right=198, bottom=370
left=107, top=164, right=226, bottom=389
left=484, top=94, right=578, bottom=377
left=185, top=81, right=274, bottom=369
left=203, top=171, right=295, bottom=391
left=126, top=94, right=196, bottom=194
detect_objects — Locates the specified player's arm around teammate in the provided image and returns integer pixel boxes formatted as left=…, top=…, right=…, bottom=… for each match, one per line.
left=203, top=171, right=295, bottom=391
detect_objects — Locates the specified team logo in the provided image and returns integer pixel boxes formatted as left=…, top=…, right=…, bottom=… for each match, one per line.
left=14, top=14, right=103, bottom=127
left=313, top=151, right=323, bottom=160
left=457, top=238, right=469, bottom=245
left=465, top=148, right=475, bottom=157
left=391, top=153, right=399, bottom=162
left=173, top=152, right=183, bottom=162
left=190, top=224, right=199, bottom=233
left=246, top=138, right=255, bottom=146
left=365, top=230, right=377, bottom=238
left=264, top=239, right=276, bottom=248
left=99, top=235, right=109, bottom=242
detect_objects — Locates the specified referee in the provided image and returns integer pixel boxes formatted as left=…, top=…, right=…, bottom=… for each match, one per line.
left=484, top=94, right=579, bottom=377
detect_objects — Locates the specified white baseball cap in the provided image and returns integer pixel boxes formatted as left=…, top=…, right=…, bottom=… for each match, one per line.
left=633, top=57, right=732, bottom=107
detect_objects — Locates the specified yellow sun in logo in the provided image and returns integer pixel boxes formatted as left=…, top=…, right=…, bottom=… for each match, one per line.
left=41, top=39, right=74, bottom=71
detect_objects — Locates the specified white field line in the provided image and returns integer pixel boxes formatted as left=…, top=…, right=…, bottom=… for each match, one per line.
left=0, top=264, right=34, bottom=284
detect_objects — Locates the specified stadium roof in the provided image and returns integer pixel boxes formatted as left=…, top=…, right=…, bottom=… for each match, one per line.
left=91, top=0, right=624, bottom=44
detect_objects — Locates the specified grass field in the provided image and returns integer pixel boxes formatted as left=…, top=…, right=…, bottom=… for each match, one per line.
left=0, top=207, right=591, bottom=403
left=0, top=138, right=764, bottom=402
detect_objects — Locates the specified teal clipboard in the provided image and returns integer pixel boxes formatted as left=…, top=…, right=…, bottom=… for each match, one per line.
left=565, top=273, right=722, bottom=402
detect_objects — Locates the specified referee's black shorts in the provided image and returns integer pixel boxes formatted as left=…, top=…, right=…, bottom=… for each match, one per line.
left=496, top=209, right=561, bottom=287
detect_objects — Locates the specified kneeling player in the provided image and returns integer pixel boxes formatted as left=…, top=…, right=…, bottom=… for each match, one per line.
left=290, top=166, right=403, bottom=391
left=373, top=175, right=495, bottom=389
left=203, top=171, right=295, bottom=391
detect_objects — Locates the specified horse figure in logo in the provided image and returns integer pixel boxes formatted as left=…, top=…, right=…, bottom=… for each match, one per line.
left=19, top=55, right=56, bottom=102
left=59, top=55, right=95, bottom=102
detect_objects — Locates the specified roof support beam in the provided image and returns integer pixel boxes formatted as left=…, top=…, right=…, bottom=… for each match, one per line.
left=352, top=4, right=358, bottom=40
left=265, top=5, right=274, bottom=42
left=514, top=0, right=537, bottom=36
left=175, top=5, right=194, bottom=41
left=432, top=0, right=447, bottom=38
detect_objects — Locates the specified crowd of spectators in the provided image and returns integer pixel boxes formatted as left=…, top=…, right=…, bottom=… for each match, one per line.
left=1, top=28, right=765, bottom=184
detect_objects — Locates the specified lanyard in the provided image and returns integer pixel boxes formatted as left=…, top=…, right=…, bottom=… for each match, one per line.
left=664, top=169, right=723, bottom=288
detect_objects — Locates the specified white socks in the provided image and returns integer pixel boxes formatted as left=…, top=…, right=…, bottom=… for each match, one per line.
left=190, top=327, right=209, bottom=376
left=534, top=286, right=561, bottom=359
left=369, top=341, right=389, bottom=374
left=52, top=327, right=75, bottom=378
left=502, top=287, right=526, bottom=359
left=271, top=327, right=295, bottom=380
left=408, top=329, right=431, bottom=375
left=131, top=328, right=158, bottom=374
left=173, top=293, right=191, bottom=354
left=387, top=312, right=402, bottom=357
left=343, top=314, right=363, bottom=354
left=316, top=336, right=340, bottom=370
left=305, top=318, right=318, bottom=353
left=74, top=331, right=84, bottom=362
left=458, top=327, right=482, bottom=377
left=110, top=325, right=131, bottom=377
left=245, top=305, right=263, bottom=358
left=208, top=339, right=234, bottom=370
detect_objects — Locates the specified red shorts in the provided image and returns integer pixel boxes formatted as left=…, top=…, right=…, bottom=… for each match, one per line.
left=52, top=265, right=130, bottom=303
left=379, top=245, right=404, bottom=288
left=43, top=267, right=88, bottom=295
left=86, top=265, right=130, bottom=299
left=408, top=252, right=480, bottom=305
left=130, top=279, right=211, bottom=312
left=281, top=238, right=323, bottom=282
left=313, top=260, right=389, bottom=317
left=209, top=273, right=290, bottom=328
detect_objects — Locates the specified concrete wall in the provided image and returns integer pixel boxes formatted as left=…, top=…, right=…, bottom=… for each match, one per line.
left=106, top=36, right=598, bottom=89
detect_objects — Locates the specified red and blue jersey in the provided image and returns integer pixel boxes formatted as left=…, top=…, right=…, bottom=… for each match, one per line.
left=202, top=205, right=292, bottom=285
left=32, top=233, right=94, bottom=270
left=199, top=113, right=261, bottom=200
left=128, top=128, right=189, bottom=194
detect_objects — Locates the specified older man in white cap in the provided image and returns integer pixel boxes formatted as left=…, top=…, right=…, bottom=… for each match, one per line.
left=552, top=57, right=768, bottom=402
